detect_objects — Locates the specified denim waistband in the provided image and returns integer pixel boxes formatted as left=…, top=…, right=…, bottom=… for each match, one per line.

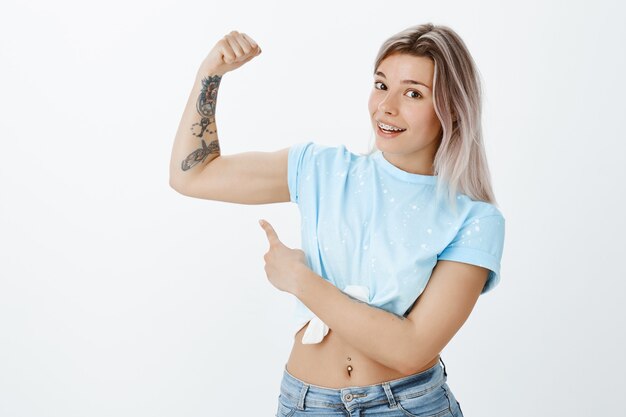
left=280, top=357, right=448, bottom=411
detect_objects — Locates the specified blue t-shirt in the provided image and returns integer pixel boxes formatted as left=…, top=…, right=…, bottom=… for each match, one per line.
left=288, top=141, right=505, bottom=337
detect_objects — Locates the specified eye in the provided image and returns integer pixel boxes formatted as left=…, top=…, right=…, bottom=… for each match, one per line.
left=374, top=81, right=387, bottom=90
left=406, top=90, right=422, bottom=99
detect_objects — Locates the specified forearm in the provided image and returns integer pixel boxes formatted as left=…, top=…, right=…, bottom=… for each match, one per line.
left=294, top=266, right=420, bottom=375
left=169, top=69, right=223, bottom=189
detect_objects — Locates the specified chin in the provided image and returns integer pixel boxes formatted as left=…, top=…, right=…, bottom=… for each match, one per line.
left=374, top=136, right=405, bottom=153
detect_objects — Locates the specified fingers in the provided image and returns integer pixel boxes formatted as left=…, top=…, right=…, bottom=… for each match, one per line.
left=225, top=33, right=245, bottom=56
left=259, top=219, right=281, bottom=246
left=219, top=38, right=237, bottom=64
left=223, top=30, right=261, bottom=63
left=241, top=32, right=261, bottom=54
left=233, top=32, right=253, bottom=54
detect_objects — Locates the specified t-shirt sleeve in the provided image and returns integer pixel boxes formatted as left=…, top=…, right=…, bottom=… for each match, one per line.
left=287, top=141, right=315, bottom=204
left=437, top=213, right=506, bottom=294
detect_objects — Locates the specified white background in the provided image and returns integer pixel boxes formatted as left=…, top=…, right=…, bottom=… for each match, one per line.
left=1, top=0, right=625, bottom=416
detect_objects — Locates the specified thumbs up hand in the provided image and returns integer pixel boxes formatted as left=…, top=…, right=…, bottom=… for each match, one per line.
left=259, top=219, right=308, bottom=295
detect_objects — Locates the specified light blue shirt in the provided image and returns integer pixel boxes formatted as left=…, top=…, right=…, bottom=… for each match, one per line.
left=288, top=141, right=505, bottom=342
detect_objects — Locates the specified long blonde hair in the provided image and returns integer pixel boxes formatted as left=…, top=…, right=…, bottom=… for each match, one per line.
left=366, top=23, right=498, bottom=213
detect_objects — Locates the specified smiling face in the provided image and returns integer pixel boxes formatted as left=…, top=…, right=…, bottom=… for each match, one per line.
left=368, top=52, right=443, bottom=176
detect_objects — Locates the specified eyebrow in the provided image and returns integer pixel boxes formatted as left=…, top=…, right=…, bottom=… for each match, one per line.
left=374, top=71, right=431, bottom=90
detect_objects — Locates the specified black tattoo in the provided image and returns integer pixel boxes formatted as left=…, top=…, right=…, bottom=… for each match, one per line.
left=190, top=117, right=214, bottom=138
left=190, top=75, right=221, bottom=138
left=181, top=139, right=220, bottom=171
left=181, top=75, right=222, bottom=172
left=197, top=75, right=221, bottom=118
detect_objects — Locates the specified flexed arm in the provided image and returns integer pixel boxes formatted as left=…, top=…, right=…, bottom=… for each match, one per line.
left=169, top=30, right=261, bottom=184
left=168, top=32, right=291, bottom=205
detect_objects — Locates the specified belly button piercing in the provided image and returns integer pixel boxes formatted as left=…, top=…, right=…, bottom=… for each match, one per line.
left=347, top=365, right=353, bottom=376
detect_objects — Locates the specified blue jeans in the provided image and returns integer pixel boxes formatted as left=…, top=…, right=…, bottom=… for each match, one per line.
left=276, top=357, right=464, bottom=416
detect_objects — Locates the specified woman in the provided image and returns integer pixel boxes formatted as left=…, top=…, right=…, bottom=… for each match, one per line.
left=170, top=23, right=505, bottom=417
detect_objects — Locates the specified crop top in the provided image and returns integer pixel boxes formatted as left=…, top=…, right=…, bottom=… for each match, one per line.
left=287, top=141, right=506, bottom=344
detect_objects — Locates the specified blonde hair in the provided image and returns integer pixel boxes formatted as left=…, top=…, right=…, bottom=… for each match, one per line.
left=365, top=23, right=499, bottom=213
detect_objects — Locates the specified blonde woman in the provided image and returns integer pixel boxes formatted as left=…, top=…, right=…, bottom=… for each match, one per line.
left=170, top=23, right=505, bottom=417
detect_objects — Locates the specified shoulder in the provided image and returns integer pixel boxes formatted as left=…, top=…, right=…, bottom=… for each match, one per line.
left=289, top=141, right=356, bottom=157
left=289, top=141, right=360, bottom=169
left=287, top=141, right=360, bottom=203
left=454, top=194, right=505, bottom=222
left=439, top=194, right=506, bottom=251
left=437, top=195, right=506, bottom=295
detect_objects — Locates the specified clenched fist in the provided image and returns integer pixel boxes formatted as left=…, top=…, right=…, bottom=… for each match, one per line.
left=197, top=30, right=262, bottom=77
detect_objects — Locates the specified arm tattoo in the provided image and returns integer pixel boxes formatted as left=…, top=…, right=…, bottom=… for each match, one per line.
left=181, top=139, right=221, bottom=171
left=342, top=291, right=406, bottom=321
left=182, top=75, right=222, bottom=171
left=196, top=75, right=220, bottom=118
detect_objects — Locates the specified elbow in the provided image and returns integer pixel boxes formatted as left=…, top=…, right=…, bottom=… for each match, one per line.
left=395, top=339, right=436, bottom=376
left=169, top=176, right=188, bottom=195
left=169, top=177, right=180, bottom=192
left=398, top=355, right=433, bottom=376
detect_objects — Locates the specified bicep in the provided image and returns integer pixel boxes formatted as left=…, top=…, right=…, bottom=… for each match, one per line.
left=404, top=260, right=489, bottom=372
left=173, top=147, right=291, bottom=204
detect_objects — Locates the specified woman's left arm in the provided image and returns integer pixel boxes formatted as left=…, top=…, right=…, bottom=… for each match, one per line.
left=259, top=219, right=490, bottom=376
left=295, top=260, right=488, bottom=375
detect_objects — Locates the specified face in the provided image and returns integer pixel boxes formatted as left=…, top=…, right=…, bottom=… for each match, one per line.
left=368, top=52, right=443, bottom=175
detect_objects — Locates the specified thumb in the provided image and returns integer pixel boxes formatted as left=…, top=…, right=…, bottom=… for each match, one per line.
left=259, top=219, right=281, bottom=246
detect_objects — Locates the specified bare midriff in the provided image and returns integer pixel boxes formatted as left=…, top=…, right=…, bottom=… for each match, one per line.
left=285, top=320, right=440, bottom=389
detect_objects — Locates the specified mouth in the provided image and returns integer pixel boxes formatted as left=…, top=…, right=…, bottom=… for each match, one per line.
left=376, top=120, right=406, bottom=137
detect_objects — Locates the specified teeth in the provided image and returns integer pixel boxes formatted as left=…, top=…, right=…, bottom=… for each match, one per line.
left=378, top=122, right=405, bottom=132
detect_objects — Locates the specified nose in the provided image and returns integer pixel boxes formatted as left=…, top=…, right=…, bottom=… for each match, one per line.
left=378, top=93, right=398, bottom=115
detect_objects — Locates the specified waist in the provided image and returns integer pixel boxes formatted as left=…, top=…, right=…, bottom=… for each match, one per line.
left=285, top=322, right=441, bottom=389
left=280, top=357, right=445, bottom=410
